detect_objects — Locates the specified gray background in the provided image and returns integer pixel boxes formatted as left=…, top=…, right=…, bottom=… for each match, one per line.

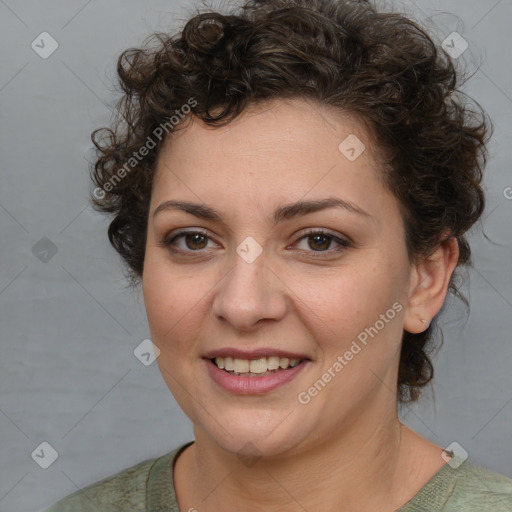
left=0, top=1, right=511, bottom=510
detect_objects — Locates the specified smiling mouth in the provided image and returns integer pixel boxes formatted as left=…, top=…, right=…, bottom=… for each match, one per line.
left=211, top=356, right=304, bottom=377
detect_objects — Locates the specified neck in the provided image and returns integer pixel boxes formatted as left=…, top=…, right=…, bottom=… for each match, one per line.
left=174, top=397, right=442, bottom=512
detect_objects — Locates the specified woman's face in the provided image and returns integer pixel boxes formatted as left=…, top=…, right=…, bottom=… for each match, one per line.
left=143, top=99, right=416, bottom=459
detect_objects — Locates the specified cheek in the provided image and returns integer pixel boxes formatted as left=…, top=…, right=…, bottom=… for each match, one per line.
left=143, top=255, right=190, bottom=341
left=293, top=264, right=406, bottom=352
left=142, top=251, right=217, bottom=357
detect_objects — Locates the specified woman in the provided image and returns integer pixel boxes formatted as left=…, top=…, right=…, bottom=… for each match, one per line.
left=47, top=0, right=512, bottom=510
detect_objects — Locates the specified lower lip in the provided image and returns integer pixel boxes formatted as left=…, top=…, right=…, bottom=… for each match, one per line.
left=205, top=358, right=309, bottom=395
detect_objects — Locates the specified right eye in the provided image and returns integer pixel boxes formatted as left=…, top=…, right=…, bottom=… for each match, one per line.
left=162, top=230, right=220, bottom=254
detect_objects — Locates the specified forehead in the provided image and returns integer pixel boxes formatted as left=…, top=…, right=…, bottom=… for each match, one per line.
left=151, top=99, right=389, bottom=217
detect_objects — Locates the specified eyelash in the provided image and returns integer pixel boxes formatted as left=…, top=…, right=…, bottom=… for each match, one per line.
left=161, top=229, right=351, bottom=259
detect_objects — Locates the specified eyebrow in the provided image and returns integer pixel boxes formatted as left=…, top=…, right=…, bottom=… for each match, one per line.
left=153, top=197, right=371, bottom=224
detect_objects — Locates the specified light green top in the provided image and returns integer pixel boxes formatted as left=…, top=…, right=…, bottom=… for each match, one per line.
left=45, top=442, right=512, bottom=511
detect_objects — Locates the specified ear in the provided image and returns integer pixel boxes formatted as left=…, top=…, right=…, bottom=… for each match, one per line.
left=403, top=237, right=459, bottom=334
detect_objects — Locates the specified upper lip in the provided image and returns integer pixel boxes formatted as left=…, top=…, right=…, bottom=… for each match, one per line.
left=203, top=348, right=311, bottom=360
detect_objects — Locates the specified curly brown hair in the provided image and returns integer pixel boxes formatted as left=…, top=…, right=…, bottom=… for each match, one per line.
left=91, top=0, right=490, bottom=403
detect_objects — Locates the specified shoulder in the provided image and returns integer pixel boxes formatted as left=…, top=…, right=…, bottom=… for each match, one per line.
left=44, top=451, right=176, bottom=512
left=402, top=454, right=512, bottom=512
left=443, top=458, right=512, bottom=511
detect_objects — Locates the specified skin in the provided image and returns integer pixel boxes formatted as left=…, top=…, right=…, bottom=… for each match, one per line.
left=142, top=98, right=459, bottom=511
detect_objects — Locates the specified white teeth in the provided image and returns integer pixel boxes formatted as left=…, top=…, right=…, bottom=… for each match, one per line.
left=233, top=359, right=249, bottom=373
left=279, top=357, right=290, bottom=369
left=213, top=356, right=303, bottom=374
left=268, top=356, right=280, bottom=370
left=249, top=358, right=267, bottom=374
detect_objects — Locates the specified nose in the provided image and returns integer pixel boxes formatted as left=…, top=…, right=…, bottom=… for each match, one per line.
left=211, top=249, right=288, bottom=331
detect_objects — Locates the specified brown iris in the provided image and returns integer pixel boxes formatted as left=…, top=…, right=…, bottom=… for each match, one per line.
left=308, top=234, right=331, bottom=251
left=185, top=233, right=208, bottom=250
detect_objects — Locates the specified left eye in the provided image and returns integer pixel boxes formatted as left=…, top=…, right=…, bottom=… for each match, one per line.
left=294, top=230, right=350, bottom=253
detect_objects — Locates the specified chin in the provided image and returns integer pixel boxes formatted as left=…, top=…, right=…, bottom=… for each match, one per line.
left=196, top=410, right=311, bottom=461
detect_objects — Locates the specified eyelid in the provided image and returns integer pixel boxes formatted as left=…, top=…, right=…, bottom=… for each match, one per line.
left=163, top=227, right=209, bottom=241
left=294, top=227, right=351, bottom=244
left=162, top=228, right=217, bottom=248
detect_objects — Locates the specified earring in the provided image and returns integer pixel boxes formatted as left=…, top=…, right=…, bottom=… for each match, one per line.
left=420, top=319, right=428, bottom=324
